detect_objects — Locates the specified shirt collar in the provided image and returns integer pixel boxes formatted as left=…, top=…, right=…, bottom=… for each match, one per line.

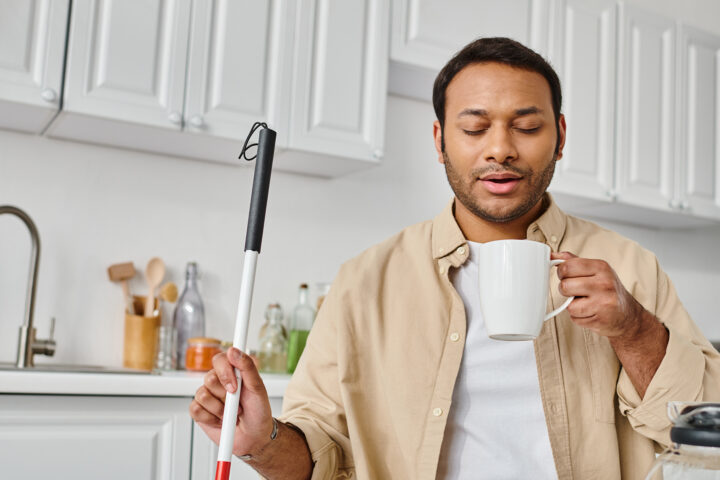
left=431, top=193, right=568, bottom=261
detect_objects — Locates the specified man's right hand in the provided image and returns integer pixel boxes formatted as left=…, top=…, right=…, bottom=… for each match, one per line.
left=190, top=347, right=275, bottom=458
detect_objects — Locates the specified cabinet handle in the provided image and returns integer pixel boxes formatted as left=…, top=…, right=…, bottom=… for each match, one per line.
left=680, top=200, right=690, bottom=211
left=40, top=88, right=57, bottom=103
left=668, top=199, right=680, bottom=209
left=372, top=149, right=384, bottom=160
left=168, top=112, right=182, bottom=125
left=189, top=115, right=205, bottom=128
left=605, top=190, right=618, bottom=201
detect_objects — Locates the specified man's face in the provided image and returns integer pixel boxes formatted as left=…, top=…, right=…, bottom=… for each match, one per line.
left=433, top=62, right=566, bottom=223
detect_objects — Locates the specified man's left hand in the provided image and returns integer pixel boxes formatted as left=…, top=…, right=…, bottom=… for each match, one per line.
left=551, top=251, right=646, bottom=341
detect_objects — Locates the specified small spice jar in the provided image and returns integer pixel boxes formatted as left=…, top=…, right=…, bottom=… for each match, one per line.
left=185, top=337, right=223, bottom=371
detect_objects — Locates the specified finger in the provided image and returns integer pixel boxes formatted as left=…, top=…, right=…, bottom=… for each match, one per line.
left=189, top=399, right=223, bottom=426
left=212, top=350, right=239, bottom=393
left=565, top=296, right=596, bottom=320
left=551, top=251, right=577, bottom=260
left=558, top=276, right=596, bottom=297
left=204, top=369, right=230, bottom=399
left=194, top=385, right=226, bottom=419
left=556, top=257, right=608, bottom=280
left=227, top=347, right=268, bottom=396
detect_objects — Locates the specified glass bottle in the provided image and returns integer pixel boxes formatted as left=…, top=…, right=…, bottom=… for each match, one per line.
left=258, top=304, right=287, bottom=373
left=286, top=283, right=315, bottom=374
left=173, top=262, right=206, bottom=369
left=259, top=303, right=287, bottom=343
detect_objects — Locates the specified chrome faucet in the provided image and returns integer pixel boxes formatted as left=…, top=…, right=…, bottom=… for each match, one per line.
left=0, top=205, right=55, bottom=367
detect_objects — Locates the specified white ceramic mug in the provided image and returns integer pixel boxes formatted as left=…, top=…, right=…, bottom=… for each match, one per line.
left=477, top=239, right=574, bottom=341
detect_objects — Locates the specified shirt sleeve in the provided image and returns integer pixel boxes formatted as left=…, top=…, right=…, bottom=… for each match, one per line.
left=277, top=270, right=355, bottom=479
left=617, top=257, right=720, bottom=446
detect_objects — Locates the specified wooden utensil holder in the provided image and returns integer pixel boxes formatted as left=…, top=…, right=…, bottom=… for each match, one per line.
left=123, top=296, right=160, bottom=371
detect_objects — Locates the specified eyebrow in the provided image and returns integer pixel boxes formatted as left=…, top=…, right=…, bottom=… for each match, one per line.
left=457, top=106, right=544, bottom=118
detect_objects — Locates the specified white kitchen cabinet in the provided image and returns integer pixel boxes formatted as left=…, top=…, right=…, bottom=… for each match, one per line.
left=614, top=3, right=676, bottom=211
left=0, top=0, right=69, bottom=134
left=389, top=0, right=550, bottom=102
left=676, top=25, right=720, bottom=220
left=58, top=0, right=191, bottom=130
left=547, top=0, right=617, bottom=202
left=0, top=370, right=291, bottom=480
left=46, top=0, right=388, bottom=177
left=278, top=0, right=389, bottom=176
left=180, top=0, right=291, bottom=157
left=0, top=395, right=192, bottom=480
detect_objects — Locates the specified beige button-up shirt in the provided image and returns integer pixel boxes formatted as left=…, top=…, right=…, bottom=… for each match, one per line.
left=279, top=196, right=720, bottom=479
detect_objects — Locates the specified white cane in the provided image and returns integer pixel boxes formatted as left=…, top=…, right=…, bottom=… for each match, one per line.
left=216, top=124, right=276, bottom=480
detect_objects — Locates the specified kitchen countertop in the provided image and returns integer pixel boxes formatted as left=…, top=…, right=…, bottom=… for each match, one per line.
left=0, top=369, right=292, bottom=397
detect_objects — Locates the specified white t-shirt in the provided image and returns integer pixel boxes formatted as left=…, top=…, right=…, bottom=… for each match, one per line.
left=436, top=241, right=557, bottom=479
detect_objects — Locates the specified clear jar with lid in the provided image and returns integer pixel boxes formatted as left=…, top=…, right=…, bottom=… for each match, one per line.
left=185, top=337, right=223, bottom=371
left=258, top=305, right=287, bottom=374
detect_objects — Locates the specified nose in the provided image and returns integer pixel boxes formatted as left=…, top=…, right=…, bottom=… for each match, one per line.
left=483, top=126, right=518, bottom=164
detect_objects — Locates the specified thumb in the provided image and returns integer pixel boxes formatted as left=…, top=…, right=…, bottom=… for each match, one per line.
left=227, top=348, right=267, bottom=395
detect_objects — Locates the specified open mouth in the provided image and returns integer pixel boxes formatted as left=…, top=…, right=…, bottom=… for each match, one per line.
left=479, top=175, right=523, bottom=194
left=486, top=178, right=517, bottom=184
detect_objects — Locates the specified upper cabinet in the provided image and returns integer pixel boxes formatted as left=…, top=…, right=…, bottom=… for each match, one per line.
left=676, top=26, right=720, bottom=220
left=58, top=0, right=191, bottom=130
left=0, top=0, right=69, bottom=134
left=389, top=0, right=548, bottom=101
left=183, top=0, right=289, bottom=142
left=547, top=0, right=617, bottom=201
left=45, top=0, right=389, bottom=178
left=614, top=4, right=676, bottom=211
left=281, top=0, right=389, bottom=176
left=548, top=1, right=720, bottom=225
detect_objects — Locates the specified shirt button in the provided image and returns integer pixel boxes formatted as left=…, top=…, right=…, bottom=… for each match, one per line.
left=457, top=246, right=466, bottom=255
left=550, top=235, right=558, bottom=243
left=439, top=247, right=445, bottom=254
left=449, top=332, right=460, bottom=342
left=549, top=403, right=559, bottom=414
left=438, top=266, right=445, bottom=275
left=432, top=408, right=443, bottom=417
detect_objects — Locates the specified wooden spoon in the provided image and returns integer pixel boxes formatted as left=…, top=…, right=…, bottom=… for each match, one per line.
left=144, top=257, right=165, bottom=317
left=159, top=282, right=178, bottom=303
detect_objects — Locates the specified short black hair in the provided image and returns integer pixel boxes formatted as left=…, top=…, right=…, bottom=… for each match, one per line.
left=432, top=37, right=562, bottom=151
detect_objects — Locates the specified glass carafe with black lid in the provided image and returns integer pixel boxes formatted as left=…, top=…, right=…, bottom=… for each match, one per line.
left=645, top=402, right=720, bottom=479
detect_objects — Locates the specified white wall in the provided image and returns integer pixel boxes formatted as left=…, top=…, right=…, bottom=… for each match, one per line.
left=2, top=95, right=719, bottom=369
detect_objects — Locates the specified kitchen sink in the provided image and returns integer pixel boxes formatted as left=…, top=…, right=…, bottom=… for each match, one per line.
left=0, top=362, right=154, bottom=375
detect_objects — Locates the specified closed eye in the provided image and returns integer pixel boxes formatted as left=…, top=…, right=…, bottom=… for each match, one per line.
left=515, top=126, right=540, bottom=133
left=463, top=129, right=487, bottom=136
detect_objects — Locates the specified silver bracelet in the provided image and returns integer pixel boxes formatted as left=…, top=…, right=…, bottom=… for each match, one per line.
left=238, top=417, right=278, bottom=461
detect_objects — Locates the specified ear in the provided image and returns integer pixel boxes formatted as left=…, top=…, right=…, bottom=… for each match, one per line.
left=433, top=120, right=445, bottom=164
left=556, top=114, right=567, bottom=160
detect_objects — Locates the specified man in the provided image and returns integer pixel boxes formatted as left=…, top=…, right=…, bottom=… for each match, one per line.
left=190, top=37, right=720, bottom=479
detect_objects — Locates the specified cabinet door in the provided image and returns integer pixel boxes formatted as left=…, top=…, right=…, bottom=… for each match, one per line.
left=183, top=0, right=291, bottom=145
left=676, top=26, right=720, bottom=220
left=0, top=0, right=69, bottom=133
left=0, top=395, right=192, bottom=480
left=614, top=5, right=676, bottom=211
left=62, top=0, right=191, bottom=129
left=287, top=0, right=389, bottom=172
left=391, top=0, right=545, bottom=69
left=389, top=0, right=548, bottom=102
left=548, top=0, right=616, bottom=201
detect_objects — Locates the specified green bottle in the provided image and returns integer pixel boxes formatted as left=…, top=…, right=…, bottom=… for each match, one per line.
left=286, top=283, right=315, bottom=373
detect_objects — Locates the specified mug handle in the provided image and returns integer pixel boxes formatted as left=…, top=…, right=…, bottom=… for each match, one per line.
left=544, top=259, right=574, bottom=321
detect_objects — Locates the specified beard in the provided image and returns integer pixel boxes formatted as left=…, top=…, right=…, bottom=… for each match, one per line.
left=443, top=150, right=557, bottom=223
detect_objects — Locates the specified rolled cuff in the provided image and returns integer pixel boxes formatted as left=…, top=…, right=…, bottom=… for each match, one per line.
left=277, top=415, right=354, bottom=480
left=617, top=326, right=705, bottom=444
